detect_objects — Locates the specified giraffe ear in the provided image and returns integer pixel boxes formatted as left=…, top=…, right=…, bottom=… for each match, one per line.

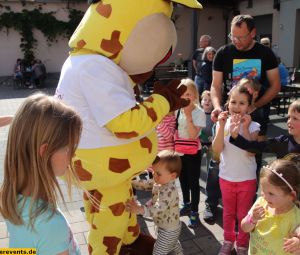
left=88, top=0, right=100, bottom=5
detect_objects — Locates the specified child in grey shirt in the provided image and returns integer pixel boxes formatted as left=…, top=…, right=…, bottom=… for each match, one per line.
left=126, top=150, right=183, bottom=255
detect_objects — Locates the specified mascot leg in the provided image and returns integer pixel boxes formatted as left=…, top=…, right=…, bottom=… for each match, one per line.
left=120, top=207, right=155, bottom=255
left=120, top=232, right=156, bottom=255
left=83, top=182, right=140, bottom=255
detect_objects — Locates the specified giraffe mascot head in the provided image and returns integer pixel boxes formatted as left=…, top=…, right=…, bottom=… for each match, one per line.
left=56, top=1, right=202, bottom=254
left=69, top=0, right=202, bottom=83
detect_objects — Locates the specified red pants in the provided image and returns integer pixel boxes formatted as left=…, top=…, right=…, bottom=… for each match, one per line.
left=219, top=178, right=256, bottom=247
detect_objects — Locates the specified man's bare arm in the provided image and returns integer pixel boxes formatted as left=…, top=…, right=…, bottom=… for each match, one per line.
left=211, top=70, right=223, bottom=110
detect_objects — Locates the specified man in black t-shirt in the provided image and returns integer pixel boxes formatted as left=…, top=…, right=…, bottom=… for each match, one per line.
left=211, top=14, right=280, bottom=136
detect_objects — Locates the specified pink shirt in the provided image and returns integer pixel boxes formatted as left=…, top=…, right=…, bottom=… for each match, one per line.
left=156, top=115, right=176, bottom=151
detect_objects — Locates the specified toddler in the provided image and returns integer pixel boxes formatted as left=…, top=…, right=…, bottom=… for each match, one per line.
left=242, top=159, right=300, bottom=254
left=126, top=150, right=183, bottom=255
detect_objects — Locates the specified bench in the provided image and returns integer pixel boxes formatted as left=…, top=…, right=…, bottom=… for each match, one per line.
left=142, top=65, right=188, bottom=95
left=272, top=86, right=295, bottom=116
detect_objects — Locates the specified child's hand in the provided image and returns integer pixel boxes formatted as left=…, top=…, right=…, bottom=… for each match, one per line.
left=241, top=114, right=252, bottom=130
left=229, top=114, right=241, bottom=138
left=218, top=111, right=228, bottom=127
left=125, top=199, right=144, bottom=215
left=252, top=204, right=265, bottom=222
left=183, top=102, right=194, bottom=115
left=283, top=236, right=300, bottom=254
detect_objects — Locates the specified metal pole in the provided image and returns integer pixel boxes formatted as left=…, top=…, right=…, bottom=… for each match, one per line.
left=190, top=9, right=199, bottom=78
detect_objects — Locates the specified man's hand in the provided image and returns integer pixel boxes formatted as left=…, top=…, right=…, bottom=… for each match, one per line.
left=211, top=107, right=222, bottom=123
left=247, top=104, right=257, bottom=114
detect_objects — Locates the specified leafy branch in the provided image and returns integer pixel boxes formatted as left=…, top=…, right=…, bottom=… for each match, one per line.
left=0, top=5, right=84, bottom=64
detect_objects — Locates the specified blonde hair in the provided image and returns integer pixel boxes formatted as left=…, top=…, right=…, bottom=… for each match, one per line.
left=0, top=93, right=82, bottom=226
left=201, top=90, right=211, bottom=100
left=180, top=78, right=199, bottom=106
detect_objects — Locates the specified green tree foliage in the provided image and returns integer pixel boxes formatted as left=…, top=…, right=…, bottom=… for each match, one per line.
left=0, top=5, right=84, bottom=64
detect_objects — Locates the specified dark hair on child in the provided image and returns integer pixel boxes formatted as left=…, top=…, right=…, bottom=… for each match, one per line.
left=228, top=83, right=253, bottom=105
left=260, top=159, right=300, bottom=196
left=238, top=78, right=261, bottom=93
left=289, top=99, right=300, bottom=114
left=153, top=150, right=182, bottom=177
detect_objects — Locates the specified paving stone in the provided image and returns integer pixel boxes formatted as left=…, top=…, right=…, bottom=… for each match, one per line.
left=79, top=244, right=89, bottom=255
left=181, top=239, right=202, bottom=254
left=194, top=235, right=222, bottom=255
left=70, top=221, right=90, bottom=234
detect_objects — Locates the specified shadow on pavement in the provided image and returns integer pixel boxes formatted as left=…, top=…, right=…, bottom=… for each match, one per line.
left=0, top=74, right=58, bottom=100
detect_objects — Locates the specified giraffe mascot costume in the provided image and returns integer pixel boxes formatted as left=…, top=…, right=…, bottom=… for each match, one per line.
left=56, top=0, right=202, bottom=254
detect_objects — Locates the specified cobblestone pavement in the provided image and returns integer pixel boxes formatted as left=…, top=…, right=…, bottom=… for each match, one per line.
left=0, top=76, right=287, bottom=254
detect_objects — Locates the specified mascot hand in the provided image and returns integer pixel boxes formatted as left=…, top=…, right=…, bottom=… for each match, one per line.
left=153, top=79, right=189, bottom=112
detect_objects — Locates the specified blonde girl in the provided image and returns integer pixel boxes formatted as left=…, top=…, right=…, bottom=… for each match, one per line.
left=242, top=159, right=300, bottom=254
left=0, top=93, right=82, bottom=254
left=212, top=83, right=260, bottom=254
left=176, top=78, right=206, bottom=228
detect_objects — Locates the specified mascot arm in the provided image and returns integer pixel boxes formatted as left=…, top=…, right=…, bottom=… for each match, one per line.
left=106, top=80, right=189, bottom=137
left=106, top=94, right=170, bottom=137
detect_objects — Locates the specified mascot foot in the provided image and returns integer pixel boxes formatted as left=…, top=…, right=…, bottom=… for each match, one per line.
left=119, top=233, right=155, bottom=255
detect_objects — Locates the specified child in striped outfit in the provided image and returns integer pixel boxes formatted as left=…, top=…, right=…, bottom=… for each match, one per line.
left=142, top=111, right=176, bottom=179
left=156, top=112, right=176, bottom=152
left=126, top=150, right=183, bottom=255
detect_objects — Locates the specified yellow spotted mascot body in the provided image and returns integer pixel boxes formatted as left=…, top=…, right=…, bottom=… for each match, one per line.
left=56, top=0, right=201, bottom=254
